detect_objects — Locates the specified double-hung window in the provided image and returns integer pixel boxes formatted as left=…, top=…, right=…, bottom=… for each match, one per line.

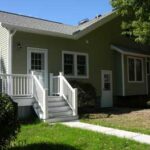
left=128, top=57, right=143, bottom=82
left=62, top=51, right=89, bottom=78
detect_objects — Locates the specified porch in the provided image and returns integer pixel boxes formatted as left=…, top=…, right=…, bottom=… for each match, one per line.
left=0, top=72, right=78, bottom=122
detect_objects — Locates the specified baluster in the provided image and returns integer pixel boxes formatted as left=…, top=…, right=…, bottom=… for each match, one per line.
left=23, top=76, right=25, bottom=95
left=14, top=77, right=16, bottom=95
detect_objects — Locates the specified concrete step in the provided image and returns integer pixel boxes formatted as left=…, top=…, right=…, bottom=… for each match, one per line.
left=48, top=96, right=63, bottom=102
left=48, top=110, right=73, bottom=118
left=48, top=106, right=70, bottom=113
left=47, top=115, right=79, bottom=123
left=48, top=101, right=66, bottom=107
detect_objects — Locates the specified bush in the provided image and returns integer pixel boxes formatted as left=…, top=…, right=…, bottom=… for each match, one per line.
left=0, top=94, right=20, bottom=149
left=70, top=80, right=96, bottom=108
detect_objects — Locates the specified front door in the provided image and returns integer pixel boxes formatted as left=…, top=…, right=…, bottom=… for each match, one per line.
left=101, top=70, right=113, bottom=107
left=27, top=47, right=48, bottom=87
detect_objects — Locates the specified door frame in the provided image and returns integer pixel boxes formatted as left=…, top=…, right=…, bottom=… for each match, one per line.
left=101, top=70, right=113, bottom=107
left=27, top=47, right=48, bottom=87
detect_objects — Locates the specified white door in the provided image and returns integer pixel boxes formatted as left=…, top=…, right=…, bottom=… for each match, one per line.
left=27, top=47, right=48, bottom=88
left=101, top=70, right=113, bottom=107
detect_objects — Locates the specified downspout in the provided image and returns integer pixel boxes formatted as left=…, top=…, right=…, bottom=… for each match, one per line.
left=8, top=30, right=16, bottom=74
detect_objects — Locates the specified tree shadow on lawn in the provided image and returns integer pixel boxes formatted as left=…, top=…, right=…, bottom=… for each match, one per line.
left=9, top=143, right=79, bottom=150
left=79, top=107, right=147, bottom=119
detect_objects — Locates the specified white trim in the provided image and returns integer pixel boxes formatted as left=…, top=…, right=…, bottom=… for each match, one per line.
left=62, top=51, right=89, bottom=79
left=121, top=54, right=125, bottom=96
left=111, top=45, right=150, bottom=58
left=127, top=56, right=144, bottom=83
left=8, top=30, right=16, bottom=74
left=27, top=47, right=48, bottom=87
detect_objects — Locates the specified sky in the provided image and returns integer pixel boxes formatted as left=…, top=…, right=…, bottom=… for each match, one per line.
left=0, top=0, right=112, bottom=25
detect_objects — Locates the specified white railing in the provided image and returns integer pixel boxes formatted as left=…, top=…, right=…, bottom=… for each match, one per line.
left=50, top=72, right=78, bottom=116
left=0, top=74, right=33, bottom=96
left=32, top=72, right=48, bottom=120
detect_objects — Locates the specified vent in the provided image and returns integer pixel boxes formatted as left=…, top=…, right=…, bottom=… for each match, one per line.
left=95, top=14, right=102, bottom=19
left=78, top=18, right=89, bottom=25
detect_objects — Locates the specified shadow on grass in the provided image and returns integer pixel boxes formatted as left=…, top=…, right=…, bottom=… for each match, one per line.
left=79, top=107, right=146, bottom=119
left=9, top=143, right=79, bottom=150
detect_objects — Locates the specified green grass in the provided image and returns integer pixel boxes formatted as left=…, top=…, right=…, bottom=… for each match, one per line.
left=8, top=121, right=150, bottom=150
left=80, top=108, right=150, bottom=135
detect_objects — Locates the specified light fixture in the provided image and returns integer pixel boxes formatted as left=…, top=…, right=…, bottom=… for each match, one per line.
left=17, top=42, right=22, bottom=49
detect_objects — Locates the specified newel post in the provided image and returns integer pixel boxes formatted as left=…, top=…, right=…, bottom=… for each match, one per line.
left=73, top=88, right=78, bottom=116
left=44, top=89, right=48, bottom=120
left=59, top=72, right=63, bottom=96
left=31, top=71, right=34, bottom=96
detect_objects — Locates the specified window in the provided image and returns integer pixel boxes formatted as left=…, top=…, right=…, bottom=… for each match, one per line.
left=64, top=54, right=74, bottom=75
left=63, top=51, right=88, bottom=78
left=128, top=57, right=143, bottom=82
left=31, top=52, right=44, bottom=70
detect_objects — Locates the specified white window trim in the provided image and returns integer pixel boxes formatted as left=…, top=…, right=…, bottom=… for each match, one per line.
left=27, top=47, right=48, bottom=87
left=62, top=51, right=89, bottom=79
left=127, top=56, right=144, bottom=83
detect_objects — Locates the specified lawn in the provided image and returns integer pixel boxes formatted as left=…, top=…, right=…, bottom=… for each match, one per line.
left=8, top=121, right=150, bottom=150
left=81, top=108, right=150, bottom=135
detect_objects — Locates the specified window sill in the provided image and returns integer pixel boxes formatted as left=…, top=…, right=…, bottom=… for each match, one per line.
left=65, top=75, right=89, bottom=79
left=128, top=81, right=144, bottom=83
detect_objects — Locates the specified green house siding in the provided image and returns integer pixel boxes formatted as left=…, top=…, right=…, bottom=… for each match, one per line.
left=12, top=16, right=148, bottom=98
left=113, top=52, right=123, bottom=96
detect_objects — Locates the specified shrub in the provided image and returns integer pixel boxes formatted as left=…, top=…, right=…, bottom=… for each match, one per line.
left=0, top=94, right=20, bottom=149
left=70, top=80, right=96, bottom=108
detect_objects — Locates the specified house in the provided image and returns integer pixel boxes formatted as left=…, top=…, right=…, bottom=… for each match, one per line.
left=0, top=10, right=150, bottom=122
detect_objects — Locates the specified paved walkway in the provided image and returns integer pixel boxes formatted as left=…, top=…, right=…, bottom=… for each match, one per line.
left=63, top=121, right=150, bottom=145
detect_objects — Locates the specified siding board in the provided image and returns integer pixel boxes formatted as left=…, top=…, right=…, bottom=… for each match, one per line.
left=0, top=24, right=9, bottom=73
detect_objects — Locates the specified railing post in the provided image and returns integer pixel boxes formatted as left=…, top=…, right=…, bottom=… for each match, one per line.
left=49, top=73, right=53, bottom=96
left=73, top=88, right=78, bottom=116
left=59, top=72, right=63, bottom=96
left=31, top=71, right=34, bottom=96
left=43, top=89, right=48, bottom=120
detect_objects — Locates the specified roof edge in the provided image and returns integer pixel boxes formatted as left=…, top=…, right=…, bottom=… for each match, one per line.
left=111, top=45, right=150, bottom=57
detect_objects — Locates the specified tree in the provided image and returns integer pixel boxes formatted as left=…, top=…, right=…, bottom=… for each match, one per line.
left=111, top=0, right=150, bottom=45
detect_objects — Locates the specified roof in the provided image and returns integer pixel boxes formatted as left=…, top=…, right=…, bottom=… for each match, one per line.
left=111, top=45, right=150, bottom=57
left=0, top=10, right=117, bottom=39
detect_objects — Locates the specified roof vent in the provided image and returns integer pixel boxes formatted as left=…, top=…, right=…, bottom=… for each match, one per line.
left=95, top=14, right=102, bottom=19
left=78, top=18, right=89, bottom=25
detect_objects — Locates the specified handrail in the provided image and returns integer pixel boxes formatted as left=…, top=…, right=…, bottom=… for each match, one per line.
left=59, top=72, right=78, bottom=116
left=61, top=76, right=74, bottom=92
left=32, top=75, right=45, bottom=93
left=32, top=72, right=48, bottom=120
left=0, top=73, right=33, bottom=96
left=0, top=74, right=32, bottom=77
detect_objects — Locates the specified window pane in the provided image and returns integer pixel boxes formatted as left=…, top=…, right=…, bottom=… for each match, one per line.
left=128, top=58, right=135, bottom=81
left=104, top=74, right=111, bottom=90
left=31, top=53, right=44, bottom=71
left=136, top=59, right=142, bottom=81
left=77, top=55, right=86, bottom=76
left=64, top=54, right=74, bottom=75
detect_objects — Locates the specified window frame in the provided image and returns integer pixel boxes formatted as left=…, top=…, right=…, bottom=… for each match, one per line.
left=127, top=56, right=144, bottom=83
left=62, top=51, right=89, bottom=79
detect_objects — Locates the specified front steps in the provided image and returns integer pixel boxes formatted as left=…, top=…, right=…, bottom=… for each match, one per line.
left=33, top=96, right=78, bottom=123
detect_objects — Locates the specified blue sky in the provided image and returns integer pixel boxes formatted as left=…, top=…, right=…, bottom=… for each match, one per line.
left=0, top=0, right=112, bottom=25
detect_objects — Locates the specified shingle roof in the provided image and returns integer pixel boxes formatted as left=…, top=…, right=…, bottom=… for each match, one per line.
left=0, top=10, right=116, bottom=39
left=112, top=45, right=150, bottom=56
